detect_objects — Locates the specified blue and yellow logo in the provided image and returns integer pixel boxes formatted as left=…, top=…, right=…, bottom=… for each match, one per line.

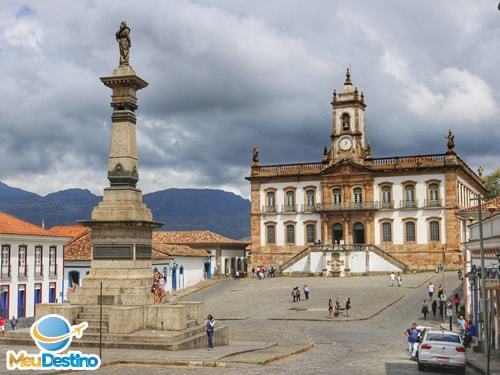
left=6, top=314, right=101, bottom=370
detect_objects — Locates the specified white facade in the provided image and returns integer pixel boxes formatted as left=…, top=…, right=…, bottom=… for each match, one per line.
left=0, top=235, right=66, bottom=319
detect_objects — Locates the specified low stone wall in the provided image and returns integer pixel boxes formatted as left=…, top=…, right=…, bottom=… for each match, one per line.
left=108, top=306, right=144, bottom=334
left=176, top=301, right=204, bottom=324
left=145, top=304, right=187, bottom=331
left=35, top=304, right=81, bottom=324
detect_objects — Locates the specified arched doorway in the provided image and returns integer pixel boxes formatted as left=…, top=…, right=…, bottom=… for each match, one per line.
left=331, top=223, right=343, bottom=245
left=68, top=270, right=80, bottom=288
left=353, top=222, right=365, bottom=244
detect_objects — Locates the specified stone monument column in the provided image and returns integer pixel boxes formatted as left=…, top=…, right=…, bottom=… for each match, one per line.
left=72, top=22, right=162, bottom=306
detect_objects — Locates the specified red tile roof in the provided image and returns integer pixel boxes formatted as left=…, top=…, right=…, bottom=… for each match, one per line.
left=0, top=212, right=68, bottom=237
left=153, top=231, right=247, bottom=246
left=48, top=225, right=88, bottom=238
left=64, top=229, right=210, bottom=261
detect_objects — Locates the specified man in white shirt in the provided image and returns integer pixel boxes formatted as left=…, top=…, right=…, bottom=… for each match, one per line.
left=427, top=283, right=435, bottom=299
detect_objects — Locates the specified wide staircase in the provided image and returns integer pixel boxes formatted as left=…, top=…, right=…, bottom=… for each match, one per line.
left=0, top=305, right=228, bottom=351
left=279, top=244, right=410, bottom=274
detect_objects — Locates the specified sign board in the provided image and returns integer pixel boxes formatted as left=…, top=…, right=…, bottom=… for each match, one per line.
left=136, top=244, right=152, bottom=259
left=93, top=245, right=133, bottom=260
left=446, top=308, right=453, bottom=317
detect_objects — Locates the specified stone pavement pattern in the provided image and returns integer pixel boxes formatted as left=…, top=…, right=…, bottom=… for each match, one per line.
left=180, top=273, right=433, bottom=320
left=0, top=272, right=489, bottom=374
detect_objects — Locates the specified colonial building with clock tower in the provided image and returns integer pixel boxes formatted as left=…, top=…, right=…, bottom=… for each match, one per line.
left=247, top=69, right=486, bottom=275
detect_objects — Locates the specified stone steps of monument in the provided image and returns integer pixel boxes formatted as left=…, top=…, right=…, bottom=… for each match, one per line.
left=78, top=312, right=109, bottom=320
left=75, top=318, right=109, bottom=326
left=0, top=324, right=229, bottom=351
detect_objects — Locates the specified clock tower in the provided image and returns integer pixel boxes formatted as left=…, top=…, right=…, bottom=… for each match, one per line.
left=328, top=69, right=369, bottom=164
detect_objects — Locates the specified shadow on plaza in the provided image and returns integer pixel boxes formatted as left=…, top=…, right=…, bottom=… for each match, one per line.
left=385, top=362, right=467, bottom=375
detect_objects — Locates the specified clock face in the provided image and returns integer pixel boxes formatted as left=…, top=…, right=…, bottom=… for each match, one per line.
left=339, top=136, right=353, bottom=151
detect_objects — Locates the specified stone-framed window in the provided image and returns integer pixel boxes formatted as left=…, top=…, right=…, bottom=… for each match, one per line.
left=304, top=186, right=316, bottom=212
left=18, top=245, right=27, bottom=278
left=403, top=218, right=417, bottom=243
left=34, top=246, right=43, bottom=276
left=428, top=220, right=440, bottom=242
left=353, top=187, right=363, bottom=204
left=284, top=187, right=296, bottom=213
left=264, top=188, right=277, bottom=213
left=49, top=246, right=57, bottom=276
left=379, top=182, right=393, bottom=208
left=379, top=219, right=393, bottom=243
left=1, top=245, right=10, bottom=278
left=304, top=221, right=317, bottom=244
left=285, top=222, right=296, bottom=245
left=332, top=188, right=342, bottom=205
left=425, top=180, right=441, bottom=207
left=265, top=223, right=276, bottom=244
left=402, top=181, right=417, bottom=208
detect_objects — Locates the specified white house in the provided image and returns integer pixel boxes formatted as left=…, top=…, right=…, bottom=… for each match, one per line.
left=0, top=212, right=67, bottom=319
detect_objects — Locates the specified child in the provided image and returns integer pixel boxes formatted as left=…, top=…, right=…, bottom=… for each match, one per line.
left=328, top=299, right=333, bottom=319
left=345, top=297, right=351, bottom=317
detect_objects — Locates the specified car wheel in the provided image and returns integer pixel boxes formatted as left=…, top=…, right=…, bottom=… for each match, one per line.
left=417, top=362, right=425, bottom=371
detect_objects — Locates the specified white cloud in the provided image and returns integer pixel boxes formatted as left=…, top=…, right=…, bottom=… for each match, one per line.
left=2, top=17, right=42, bottom=52
left=404, top=68, right=498, bottom=123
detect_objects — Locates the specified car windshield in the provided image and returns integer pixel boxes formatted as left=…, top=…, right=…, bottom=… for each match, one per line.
left=426, top=332, right=460, bottom=343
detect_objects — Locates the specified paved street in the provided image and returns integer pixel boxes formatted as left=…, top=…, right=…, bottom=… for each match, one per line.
left=0, top=272, right=482, bottom=374
left=84, top=272, right=480, bottom=374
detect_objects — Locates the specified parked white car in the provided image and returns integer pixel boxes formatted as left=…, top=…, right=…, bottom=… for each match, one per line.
left=417, top=329, right=466, bottom=374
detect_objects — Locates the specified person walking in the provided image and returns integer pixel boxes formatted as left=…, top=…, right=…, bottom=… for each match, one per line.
left=453, top=293, right=461, bottom=314
left=403, top=322, right=421, bottom=360
left=464, top=318, right=474, bottom=348
left=0, top=317, right=5, bottom=336
left=345, top=297, right=351, bottom=317
left=328, top=298, right=333, bottom=319
left=431, top=299, right=438, bottom=319
left=437, top=284, right=444, bottom=299
left=389, top=272, right=396, bottom=287
left=439, top=291, right=447, bottom=319
left=10, top=316, right=17, bottom=331
left=292, top=287, right=297, bottom=302
left=206, top=314, right=215, bottom=349
left=296, top=286, right=301, bottom=302
left=457, top=315, right=466, bottom=338
left=421, top=300, right=429, bottom=320
left=427, top=282, right=435, bottom=299
left=303, top=285, right=310, bottom=301
left=397, top=273, right=403, bottom=287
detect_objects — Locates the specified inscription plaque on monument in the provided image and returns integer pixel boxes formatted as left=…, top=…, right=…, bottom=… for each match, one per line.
left=93, top=245, right=133, bottom=260
left=136, top=244, right=152, bottom=259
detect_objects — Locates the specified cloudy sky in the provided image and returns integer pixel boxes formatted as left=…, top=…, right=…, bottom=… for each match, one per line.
left=1, top=0, right=499, bottom=198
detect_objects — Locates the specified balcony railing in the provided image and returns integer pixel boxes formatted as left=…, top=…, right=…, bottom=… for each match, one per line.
left=282, top=204, right=299, bottom=214
left=302, top=204, right=316, bottom=213
left=424, top=199, right=443, bottom=208
left=0, top=265, right=10, bottom=280
left=315, top=201, right=379, bottom=211
left=49, top=265, right=57, bottom=277
left=379, top=201, right=394, bottom=209
left=400, top=200, right=419, bottom=209
left=262, top=205, right=278, bottom=214
left=18, top=265, right=27, bottom=279
left=34, top=267, right=43, bottom=278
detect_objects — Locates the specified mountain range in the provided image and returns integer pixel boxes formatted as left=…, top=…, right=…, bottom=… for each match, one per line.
left=0, top=181, right=250, bottom=240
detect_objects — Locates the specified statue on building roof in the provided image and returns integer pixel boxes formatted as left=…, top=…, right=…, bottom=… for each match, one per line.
left=478, top=165, right=484, bottom=178
left=323, top=146, right=330, bottom=163
left=446, top=129, right=455, bottom=152
left=252, top=147, right=259, bottom=164
left=116, top=21, right=131, bottom=66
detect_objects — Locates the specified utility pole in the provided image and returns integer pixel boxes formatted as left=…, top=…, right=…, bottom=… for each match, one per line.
left=473, top=194, right=489, bottom=374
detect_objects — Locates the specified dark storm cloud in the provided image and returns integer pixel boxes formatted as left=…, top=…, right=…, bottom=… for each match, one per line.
left=0, top=0, right=498, bottom=196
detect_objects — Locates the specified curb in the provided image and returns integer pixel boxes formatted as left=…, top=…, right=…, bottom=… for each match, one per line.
left=219, top=342, right=278, bottom=359
left=104, top=359, right=226, bottom=368
left=260, top=343, right=314, bottom=365
left=170, top=280, right=217, bottom=300
left=465, top=359, right=485, bottom=375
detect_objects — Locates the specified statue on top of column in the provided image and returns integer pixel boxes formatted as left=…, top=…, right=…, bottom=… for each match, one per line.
left=252, top=147, right=259, bottom=164
left=446, top=129, right=455, bottom=152
left=116, top=21, right=131, bottom=66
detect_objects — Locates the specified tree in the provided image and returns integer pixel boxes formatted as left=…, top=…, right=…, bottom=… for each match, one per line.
left=483, top=168, right=500, bottom=199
